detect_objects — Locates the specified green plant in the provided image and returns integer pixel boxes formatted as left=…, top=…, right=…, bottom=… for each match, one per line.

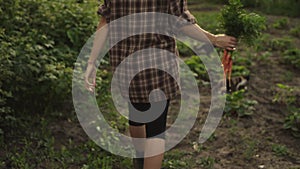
left=240, top=0, right=260, bottom=8
left=282, top=71, right=294, bottom=82
left=184, top=55, right=209, bottom=81
left=272, top=144, right=288, bottom=156
left=231, top=65, right=250, bottom=77
left=259, top=0, right=300, bottom=17
left=192, top=142, right=205, bottom=153
left=199, top=0, right=300, bottom=17
left=225, top=89, right=258, bottom=117
left=284, top=107, right=300, bottom=137
left=177, top=41, right=195, bottom=57
left=290, top=26, right=300, bottom=38
left=260, top=51, right=272, bottom=60
left=272, top=18, right=289, bottom=29
left=272, top=84, right=296, bottom=106
left=283, top=48, right=300, bottom=69
left=163, top=150, right=193, bottom=169
left=268, top=37, right=293, bottom=51
left=219, top=0, right=266, bottom=46
left=273, top=84, right=300, bottom=137
left=192, top=11, right=220, bottom=34
left=197, top=156, right=215, bottom=169
left=252, top=33, right=271, bottom=52
left=254, top=34, right=294, bottom=52
left=0, top=0, right=99, bottom=114
left=242, top=139, right=257, bottom=160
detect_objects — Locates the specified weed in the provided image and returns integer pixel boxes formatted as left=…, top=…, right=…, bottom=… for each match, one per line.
left=84, top=156, right=113, bottom=169
left=165, top=160, right=188, bottom=169
left=259, top=51, right=272, bottom=61
left=268, top=37, right=293, bottom=51
left=283, top=48, right=300, bottom=69
left=197, top=156, right=215, bottom=169
left=272, top=18, right=289, bottom=29
left=255, top=35, right=293, bottom=52
left=184, top=55, right=209, bottom=81
left=231, top=65, right=250, bottom=77
left=284, top=107, right=300, bottom=138
left=272, top=84, right=296, bottom=106
left=192, top=142, right=205, bottom=153
left=272, top=144, right=288, bottom=156
left=282, top=71, right=294, bottom=82
left=225, top=90, right=258, bottom=117
left=290, top=26, right=300, bottom=38
left=228, top=119, right=239, bottom=135
left=242, top=139, right=257, bottom=160
left=177, top=41, right=195, bottom=57
left=164, top=150, right=193, bottom=169
left=273, top=84, right=300, bottom=137
left=252, top=33, right=271, bottom=52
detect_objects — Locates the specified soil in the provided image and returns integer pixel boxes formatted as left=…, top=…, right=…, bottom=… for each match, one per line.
left=49, top=3, right=300, bottom=169
left=171, top=52, right=300, bottom=169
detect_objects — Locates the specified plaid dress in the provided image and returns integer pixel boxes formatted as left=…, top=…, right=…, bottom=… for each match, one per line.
left=97, top=0, right=196, bottom=103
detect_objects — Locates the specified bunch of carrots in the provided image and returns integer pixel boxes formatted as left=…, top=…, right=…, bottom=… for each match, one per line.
left=219, top=0, right=265, bottom=91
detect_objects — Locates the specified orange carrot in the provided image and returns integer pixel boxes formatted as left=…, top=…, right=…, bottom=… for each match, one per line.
left=222, top=49, right=233, bottom=91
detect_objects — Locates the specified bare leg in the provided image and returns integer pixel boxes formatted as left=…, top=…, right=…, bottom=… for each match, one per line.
left=130, top=125, right=146, bottom=169
left=144, top=138, right=165, bottom=169
left=129, top=125, right=146, bottom=147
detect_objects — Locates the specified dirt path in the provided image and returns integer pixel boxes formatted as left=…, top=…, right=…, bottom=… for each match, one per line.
left=166, top=28, right=300, bottom=169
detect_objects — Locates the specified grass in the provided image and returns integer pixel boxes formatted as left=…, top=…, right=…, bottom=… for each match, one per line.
left=163, top=150, right=195, bottom=169
left=242, top=139, right=258, bottom=160
left=197, top=156, right=215, bottom=169
left=0, top=110, right=131, bottom=169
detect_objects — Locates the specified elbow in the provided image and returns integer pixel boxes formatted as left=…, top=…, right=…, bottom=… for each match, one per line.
left=97, top=17, right=107, bottom=30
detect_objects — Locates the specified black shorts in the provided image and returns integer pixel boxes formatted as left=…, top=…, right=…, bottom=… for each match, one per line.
left=128, top=100, right=170, bottom=138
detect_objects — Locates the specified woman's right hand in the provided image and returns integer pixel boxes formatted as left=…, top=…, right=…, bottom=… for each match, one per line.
left=84, top=62, right=97, bottom=93
left=213, top=34, right=238, bottom=51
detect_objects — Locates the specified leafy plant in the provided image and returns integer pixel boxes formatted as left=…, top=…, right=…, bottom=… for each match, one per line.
left=177, top=41, right=195, bottom=57
left=163, top=150, right=193, bottom=169
left=284, top=107, right=300, bottom=137
left=268, top=37, right=293, bottom=51
left=192, top=142, right=205, bottom=153
left=231, top=65, right=250, bottom=77
left=0, top=0, right=99, bottom=114
left=219, top=0, right=266, bottom=46
left=197, top=156, right=215, bottom=169
left=272, top=18, right=289, bottom=29
left=184, top=55, right=209, bottom=81
left=273, top=84, right=300, bottom=137
left=272, top=84, right=296, bottom=106
left=242, top=139, right=257, bottom=160
left=272, top=144, right=288, bottom=156
left=224, top=89, right=258, bottom=117
left=290, top=26, right=300, bottom=38
left=283, top=48, right=300, bottom=69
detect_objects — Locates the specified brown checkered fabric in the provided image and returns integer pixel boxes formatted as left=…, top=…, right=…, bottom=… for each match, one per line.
left=97, top=0, right=196, bottom=103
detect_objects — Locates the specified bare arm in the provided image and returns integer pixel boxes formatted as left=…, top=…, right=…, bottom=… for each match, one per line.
left=85, top=17, right=108, bottom=92
left=88, top=17, right=109, bottom=63
left=180, top=24, right=237, bottom=51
